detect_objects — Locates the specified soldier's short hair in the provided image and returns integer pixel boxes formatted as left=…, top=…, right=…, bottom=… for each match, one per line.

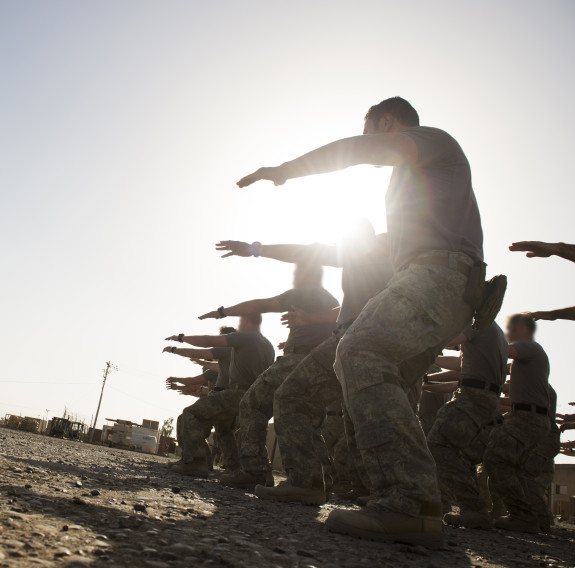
left=508, top=313, right=536, bottom=334
left=219, top=326, right=237, bottom=335
left=365, top=96, right=420, bottom=128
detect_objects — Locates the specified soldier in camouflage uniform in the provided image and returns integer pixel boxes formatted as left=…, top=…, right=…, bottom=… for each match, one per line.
left=485, top=314, right=551, bottom=534
left=427, top=322, right=508, bottom=529
left=217, top=224, right=393, bottom=505
left=163, top=315, right=275, bottom=476
left=237, top=96, right=484, bottom=547
left=200, top=262, right=339, bottom=490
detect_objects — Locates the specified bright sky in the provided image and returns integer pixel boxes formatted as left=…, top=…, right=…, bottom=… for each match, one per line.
left=1, top=1, right=574, bottom=459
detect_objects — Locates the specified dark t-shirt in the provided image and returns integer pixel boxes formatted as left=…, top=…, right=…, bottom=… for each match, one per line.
left=386, top=126, right=484, bottom=269
left=225, top=331, right=275, bottom=390
left=211, top=346, right=232, bottom=389
left=275, top=287, right=339, bottom=348
left=338, top=235, right=395, bottom=326
left=509, top=340, right=550, bottom=408
left=461, top=323, right=508, bottom=387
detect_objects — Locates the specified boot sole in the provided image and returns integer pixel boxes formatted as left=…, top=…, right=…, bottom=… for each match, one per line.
left=255, top=485, right=326, bottom=506
left=326, top=516, right=444, bottom=550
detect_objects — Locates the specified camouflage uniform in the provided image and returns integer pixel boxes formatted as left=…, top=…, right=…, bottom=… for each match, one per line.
left=523, top=421, right=560, bottom=523
left=181, top=389, right=244, bottom=468
left=427, top=387, right=500, bottom=512
left=334, top=254, right=474, bottom=517
left=274, top=334, right=347, bottom=487
left=484, top=411, right=550, bottom=518
left=322, top=402, right=352, bottom=488
left=238, top=352, right=308, bottom=476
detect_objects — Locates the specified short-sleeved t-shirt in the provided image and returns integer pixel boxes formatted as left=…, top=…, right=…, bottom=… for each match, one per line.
left=225, top=331, right=275, bottom=390
left=274, top=287, right=339, bottom=349
left=211, top=346, right=232, bottom=389
left=386, top=126, right=484, bottom=269
left=461, top=323, right=508, bottom=387
left=509, top=341, right=550, bottom=408
left=338, top=236, right=395, bottom=326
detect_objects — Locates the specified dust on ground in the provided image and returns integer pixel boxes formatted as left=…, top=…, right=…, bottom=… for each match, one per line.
left=1, top=429, right=573, bottom=568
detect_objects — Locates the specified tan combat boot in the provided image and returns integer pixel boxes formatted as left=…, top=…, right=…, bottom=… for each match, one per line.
left=443, top=511, right=493, bottom=530
left=326, top=503, right=444, bottom=549
left=221, top=470, right=269, bottom=490
left=170, top=459, right=209, bottom=478
left=495, top=515, right=539, bottom=534
left=255, top=481, right=327, bottom=506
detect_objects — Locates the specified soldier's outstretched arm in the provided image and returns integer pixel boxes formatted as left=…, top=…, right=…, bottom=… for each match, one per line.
left=215, top=240, right=340, bottom=267
left=237, top=133, right=417, bottom=188
left=509, top=241, right=575, bottom=263
left=199, top=298, right=281, bottom=320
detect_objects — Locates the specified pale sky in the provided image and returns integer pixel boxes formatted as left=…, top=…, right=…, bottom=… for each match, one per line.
left=1, top=1, right=574, bottom=460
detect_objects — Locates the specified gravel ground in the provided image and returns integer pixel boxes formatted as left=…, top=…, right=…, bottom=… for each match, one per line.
left=0, top=429, right=574, bottom=568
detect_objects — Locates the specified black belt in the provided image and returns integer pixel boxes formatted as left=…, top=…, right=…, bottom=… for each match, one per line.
left=213, top=387, right=227, bottom=392
left=411, top=254, right=472, bottom=277
left=326, top=411, right=344, bottom=417
left=460, top=378, right=501, bottom=395
left=513, top=403, right=548, bottom=415
left=284, top=345, right=315, bottom=355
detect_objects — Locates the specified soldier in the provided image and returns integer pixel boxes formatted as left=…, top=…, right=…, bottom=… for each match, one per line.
left=427, top=322, right=508, bottom=530
left=200, top=263, right=339, bottom=489
left=484, top=314, right=551, bottom=533
left=163, top=315, right=275, bottom=476
left=237, top=96, right=484, bottom=547
left=216, top=223, right=392, bottom=504
left=524, top=385, right=561, bottom=533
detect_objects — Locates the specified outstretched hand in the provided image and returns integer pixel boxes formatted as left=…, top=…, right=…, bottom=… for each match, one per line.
left=216, top=241, right=250, bottom=258
left=509, top=241, right=557, bottom=258
left=525, top=311, right=556, bottom=321
left=165, top=335, right=179, bottom=341
left=281, top=306, right=311, bottom=328
left=237, top=166, right=287, bottom=188
left=199, top=310, right=222, bottom=320
left=165, top=377, right=181, bottom=390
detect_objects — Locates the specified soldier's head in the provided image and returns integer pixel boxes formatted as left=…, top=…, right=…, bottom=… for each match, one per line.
left=238, top=314, right=262, bottom=333
left=363, top=96, right=419, bottom=134
left=506, top=313, right=536, bottom=342
left=293, top=262, right=323, bottom=289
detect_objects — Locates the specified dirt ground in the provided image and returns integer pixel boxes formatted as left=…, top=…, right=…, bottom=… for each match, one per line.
left=0, top=429, right=574, bottom=568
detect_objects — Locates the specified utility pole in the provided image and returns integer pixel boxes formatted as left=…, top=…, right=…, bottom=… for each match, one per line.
left=89, top=361, right=117, bottom=443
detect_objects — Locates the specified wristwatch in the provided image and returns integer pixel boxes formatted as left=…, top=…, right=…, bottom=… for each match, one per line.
left=178, top=333, right=184, bottom=343
left=218, top=306, right=226, bottom=318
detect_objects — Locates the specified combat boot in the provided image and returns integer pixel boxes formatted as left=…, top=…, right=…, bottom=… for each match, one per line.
left=326, top=502, right=444, bottom=549
left=255, top=481, right=327, bottom=506
left=356, top=493, right=377, bottom=507
left=489, top=502, right=508, bottom=520
left=221, top=470, right=269, bottom=490
left=495, top=515, right=539, bottom=534
left=443, top=511, right=493, bottom=530
left=538, top=514, right=553, bottom=534
left=336, top=486, right=370, bottom=502
left=170, top=459, right=209, bottom=478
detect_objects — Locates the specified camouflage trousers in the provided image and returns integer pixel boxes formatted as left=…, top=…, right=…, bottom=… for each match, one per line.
left=238, top=352, right=307, bottom=476
left=334, top=252, right=474, bottom=517
left=523, top=424, right=561, bottom=520
left=274, top=334, right=367, bottom=489
left=484, top=411, right=550, bottom=518
left=322, top=405, right=352, bottom=487
left=427, top=387, right=501, bottom=513
left=181, top=389, right=244, bottom=468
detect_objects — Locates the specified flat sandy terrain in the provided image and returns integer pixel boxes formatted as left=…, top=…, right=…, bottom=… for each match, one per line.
left=0, top=429, right=574, bottom=568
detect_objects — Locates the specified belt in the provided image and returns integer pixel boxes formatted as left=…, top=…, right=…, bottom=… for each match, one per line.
left=284, top=345, right=315, bottom=356
left=213, top=387, right=227, bottom=392
left=411, top=254, right=472, bottom=277
left=513, top=403, right=548, bottom=415
left=460, top=378, right=501, bottom=395
left=326, top=411, right=344, bottom=417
